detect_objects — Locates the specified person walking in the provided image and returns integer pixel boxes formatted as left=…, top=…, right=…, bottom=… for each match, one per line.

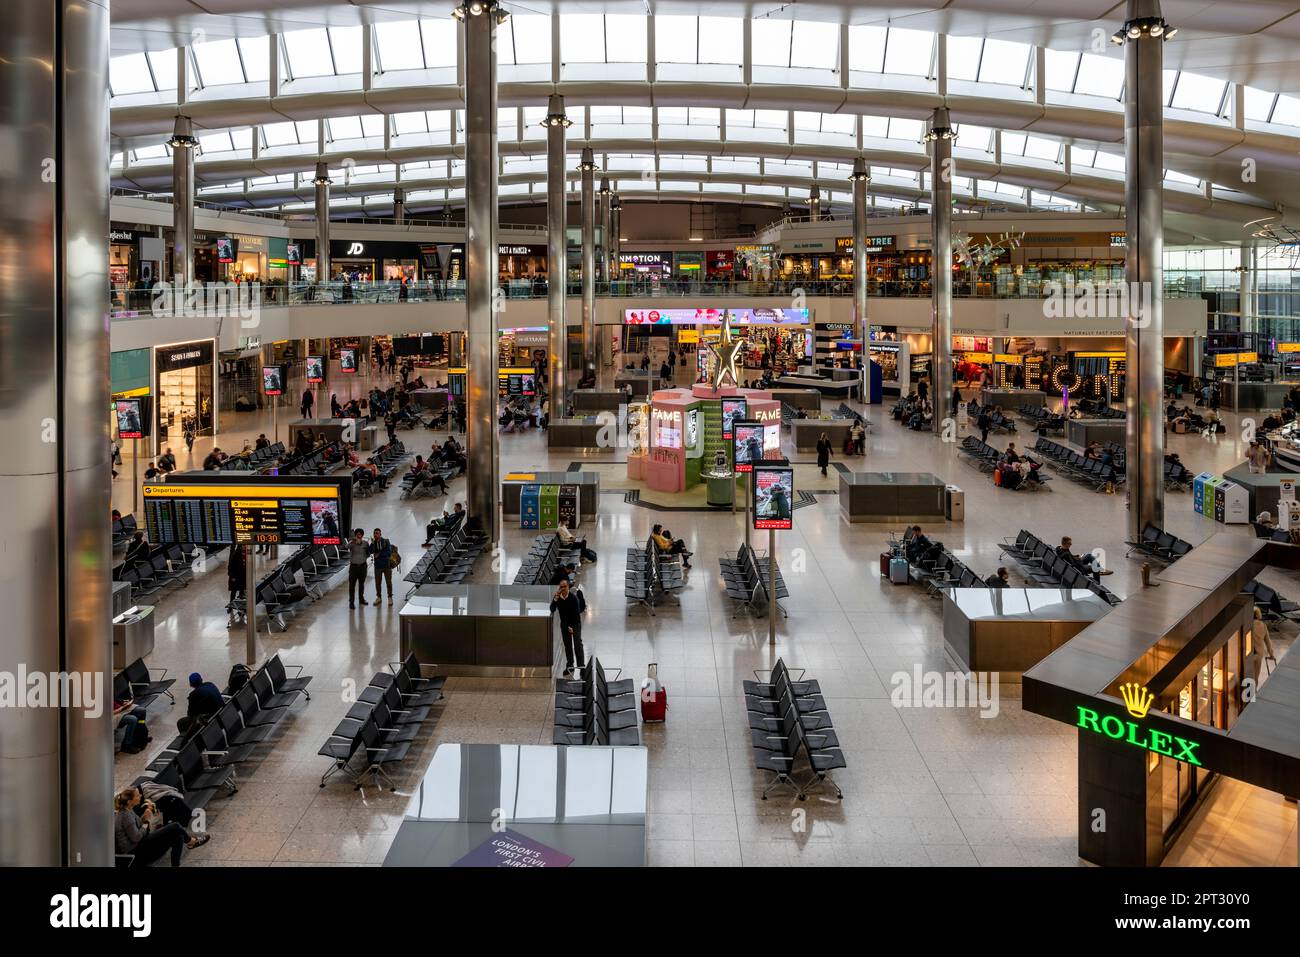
left=347, top=528, right=369, bottom=608
left=368, top=528, right=395, bottom=606
left=226, top=545, right=247, bottom=626
left=549, top=578, right=585, bottom=678
left=816, top=431, right=832, bottom=477
left=300, top=387, right=314, bottom=420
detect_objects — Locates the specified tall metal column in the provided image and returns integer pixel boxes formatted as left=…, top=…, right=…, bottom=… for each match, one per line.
left=849, top=159, right=870, bottom=382
left=313, top=163, right=332, bottom=282
left=610, top=194, right=622, bottom=280
left=598, top=177, right=611, bottom=282
left=0, top=0, right=113, bottom=866
left=393, top=185, right=406, bottom=224
left=1118, top=0, right=1171, bottom=540
left=169, top=115, right=197, bottom=288
left=460, top=0, right=503, bottom=543
left=579, top=148, right=598, bottom=380
left=926, top=109, right=955, bottom=435
left=543, top=95, right=571, bottom=408
left=807, top=185, right=821, bottom=222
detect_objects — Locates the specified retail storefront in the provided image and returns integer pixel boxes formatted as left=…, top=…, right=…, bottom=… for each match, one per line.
left=673, top=251, right=703, bottom=278
left=618, top=251, right=672, bottom=277
left=734, top=244, right=775, bottom=281
left=498, top=243, right=547, bottom=281
left=706, top=249, right=734, bottom=280
left=153, top=338, right=216, bottom=452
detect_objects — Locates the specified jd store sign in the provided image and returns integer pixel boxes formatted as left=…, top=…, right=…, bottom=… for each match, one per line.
left=1075, top=683, right=1203, bottom=767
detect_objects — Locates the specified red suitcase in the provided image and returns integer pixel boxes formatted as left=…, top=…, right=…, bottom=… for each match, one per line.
left=640, top=685, right=667, bottom=722
left=880, top=551, right=893, bottom=578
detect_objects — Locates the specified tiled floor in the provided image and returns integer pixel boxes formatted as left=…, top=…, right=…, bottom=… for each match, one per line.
left=113, top=361, right=1299, bottom=866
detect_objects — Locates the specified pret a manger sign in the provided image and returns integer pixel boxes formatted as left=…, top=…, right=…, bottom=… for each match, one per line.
left=1074, top=682, right=1203, bottom=767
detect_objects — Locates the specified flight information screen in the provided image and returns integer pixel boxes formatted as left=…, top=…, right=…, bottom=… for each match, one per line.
left=143, top=483, right=343, bottom=547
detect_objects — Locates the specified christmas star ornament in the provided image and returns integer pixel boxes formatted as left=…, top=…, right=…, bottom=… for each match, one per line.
left=708, top=322, right=744, bottom=391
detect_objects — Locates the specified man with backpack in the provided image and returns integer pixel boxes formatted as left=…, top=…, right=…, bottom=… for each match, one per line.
left=368, top=527, right=398, bottom=606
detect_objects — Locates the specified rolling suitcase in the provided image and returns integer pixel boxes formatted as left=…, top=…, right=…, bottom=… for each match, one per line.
left=640, top=663, right=667, bottom=723
left=889, top=557, right=910, bottom=585
left=879, top=552, right=893, bottom=578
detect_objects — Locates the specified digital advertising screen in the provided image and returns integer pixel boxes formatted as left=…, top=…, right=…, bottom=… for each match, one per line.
left=339, top=348, right=358, bottom=373
left=732, top=421, right=764, bottom=473
left=684, top=407, right=699, bottom=449
left=142, top=481, right=347, bottom=548
left=286, top=243, right=302, bottom=266
left=216, top=237, right=237, bottom=263
left=623, top=308, right=725, bottom=325
left=720, top=397, right=748, bottom=439
left=305, top=356, right=325, bottom=384
left=727, top=308, right=810, bottom=325
left=114, top=398, right=145, bottom=440
left=262, top=365, right=285, bottom=396
left=752, top=465, right=794, bottom=531
left=652, top=408, right=683, bottom=449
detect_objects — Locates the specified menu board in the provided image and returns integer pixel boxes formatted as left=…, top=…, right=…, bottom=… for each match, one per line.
left=143, top=482, right=344, bottom=548
left=752, top=465, right=794, bottom=530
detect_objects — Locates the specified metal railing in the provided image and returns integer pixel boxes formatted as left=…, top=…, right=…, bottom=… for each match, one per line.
left=109, top=276, right=1203, bottom=319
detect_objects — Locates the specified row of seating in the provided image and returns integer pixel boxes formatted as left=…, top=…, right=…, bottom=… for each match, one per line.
left=1243, top=579, right=1300, bottom=626
left=833, top=402, right=870, bottom=432
left=745, top=660, right=844, bottom=801
left=399, top=461, right=458, bottom=500
left=1124, top=523, right=1194, bottom=564
left=113, top=543, right=195, bottom=599
left=553, top=659, right=640, bottom=746
left=402, top=521, right=486, bottom=592
left=351, top=440, right=408, bottom=496
left=112, top=513, right=139, bottom=549
left=721, top=542, right=789, bottom=617
left=625, top=538, right=684, bottom=614
left=245, top=441, right=287, bottom=468
left=1032, top=438, right=1124, bottom=491
left=112, top=658, right=176, bottom=711
left=318, top=652, right=445, bottom=790
left=1018, top=404, right=1067, bottom=435
left=281, top=440, right=342, bottom=476
left=968, top=400, right=1017, bottom=433
left=1076, top=398, right=1124, bottom=419
left=234, top=543, right=350, bottom=631
left=999, top=529, right=1122, bottom=605
left=888, top=526, right=978, bottom=597
left=514, top=533, right=582, bottom=585
left=128, top=655, right=312, bottom=839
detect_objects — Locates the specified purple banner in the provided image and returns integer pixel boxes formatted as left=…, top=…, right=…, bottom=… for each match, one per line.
left=452, top=829, right=574, bottom=868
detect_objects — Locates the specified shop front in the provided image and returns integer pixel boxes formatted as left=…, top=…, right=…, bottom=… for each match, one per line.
left=778, top=237, right=837, bottom=281
left=498, top=243, right=548, bottom=282
left=706, top=249, right=734, bottom=280
left=618, top=251, right=672, bottom=278
left=673, top=251, right=703, bottom=279
left=153, top=338, right=216, bottom=452
left=1024, top=534, right=1300, bottom=867
left=734, top=244, right=775, bottom=281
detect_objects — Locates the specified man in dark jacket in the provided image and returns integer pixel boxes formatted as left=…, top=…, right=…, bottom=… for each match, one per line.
left=186, top=673, right=224, bottom=721
left=549, top=578, right=585, bottom=677
left=368, top=528, right=395, bottom=606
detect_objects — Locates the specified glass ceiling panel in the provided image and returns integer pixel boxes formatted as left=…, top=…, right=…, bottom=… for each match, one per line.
left=790, top=21, right=838, bottom=70
left=330, top=26, right=363, bottom=74
left=1272, top=94, right=1300, bottom=127
left=861, top=115, right=889, bottom=138
left=848, top=25, right=886, bottom=72
left=1093, top=150, right=1125, bottom=172
left=147, top=49, right=177, bottom=90
left=979, top=39, right=1029, bottom=86
left=110, top=53, right=155, bottom=95
left=1023, top=136, right=1061, bottom=162
left=198, top=132, right=232, bottom=153
left=262, top=121, right=297, bottom=146
left=376, top=20, right=425, bottom=71
left=192, top=38, right=243, bottom=87
left=1243, top=86, right=1276, bottom=121
left=954, top=124, right=993, bottom=152
left=946, top=36, right=982, bottom=82
left=561, top=15, right=605, bottom=63
left=1044, top=49, right=1079, bottom=91
left=1070, top=146, right=1096, bottom=166
left=655, top=16, right=696, bottom=63
left=1074, top=53, right=1123, bottom=98
left=328, top=116, right=362, bottom=140
left=1000, top=132, right=1027, bottom=155
left=1170, top=71, right=1225, bottom=113
left=420, top=19, right=457, bottom=68
left=883, top=29, right=933, bottom=76
left=284, top=29, right=334, bottom=78
left=239, top=37, right=269, bottom=82
left=605, top=15, right=647, bottom=62
left=700, top=17, right=743, bottom=65
left=887, top=117, right=924, bottom=141
left=751, top=19, right=791, bottom=68
left=503, top=15, right=551, bottom=65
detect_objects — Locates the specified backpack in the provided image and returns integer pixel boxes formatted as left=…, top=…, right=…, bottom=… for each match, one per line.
left=576, top=588, right=587, bottom=613
left=226, top=663, right=253, bottom=695
left=120, top=718, right=150, bottom=754
left=389, top=546, right=401, bottom=569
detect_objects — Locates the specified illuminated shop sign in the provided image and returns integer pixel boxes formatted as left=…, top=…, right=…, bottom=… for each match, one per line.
left=623, top=308, right=809, bottom=325
left=1074, top=684, right=1203, bottom=767
left=835, top=236, right=896, bottom=252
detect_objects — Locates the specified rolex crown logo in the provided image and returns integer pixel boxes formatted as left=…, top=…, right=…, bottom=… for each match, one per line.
left=1119, top=682, right=1154, bottom=719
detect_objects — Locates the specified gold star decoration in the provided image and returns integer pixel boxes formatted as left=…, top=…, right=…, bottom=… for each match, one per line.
left=708, top=322, right=744, bottom=391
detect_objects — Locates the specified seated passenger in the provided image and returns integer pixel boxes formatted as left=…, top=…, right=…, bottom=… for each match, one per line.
left=115, top=786, right=208, bottom=868
left=157, top=448, right=177, bottom=473
left=548, top=562, right=578, bottom=587
left=985, top=567, right=1010, bottom=588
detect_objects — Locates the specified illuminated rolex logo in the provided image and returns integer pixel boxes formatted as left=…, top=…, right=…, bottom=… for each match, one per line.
left=1119, top=682, right=1154, bottom=719
left=1075, top=705, right=1202, bottom=767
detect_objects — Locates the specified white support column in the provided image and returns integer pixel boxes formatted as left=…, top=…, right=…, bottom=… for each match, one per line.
left=839, top=24, right=850, bottom=90
left=551, top=13, right=562, bottom=86
left=1034, top=46, right=1047, bottom=106
left=743, top=18, right=753, bottom=86
left=935, top=34, right=947, bottom=98
left=177, top=45, right=189, bottom=106
left=361, top=24, right=372, bottom=92
left=269, top=33, right=279, bottom=96
left=646, top=14, right=656, bottom=84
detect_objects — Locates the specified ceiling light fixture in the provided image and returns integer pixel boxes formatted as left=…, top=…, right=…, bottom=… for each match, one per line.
left=1112, top=14, right=1177, bottom=45
left=167, top=115, right=197, bottom=149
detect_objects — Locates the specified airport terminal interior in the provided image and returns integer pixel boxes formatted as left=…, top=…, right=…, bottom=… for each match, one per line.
left=10, top=0, right=1300, bottom=872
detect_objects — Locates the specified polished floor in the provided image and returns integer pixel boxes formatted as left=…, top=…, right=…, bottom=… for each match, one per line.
left=112, top=361, right=1299, bottom=866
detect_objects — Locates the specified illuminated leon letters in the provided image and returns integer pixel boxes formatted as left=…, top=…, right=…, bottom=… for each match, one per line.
left=1075, top=706, right=1203, bottom=767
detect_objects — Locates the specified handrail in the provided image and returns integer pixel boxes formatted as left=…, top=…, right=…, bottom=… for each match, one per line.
left=108, top=276, right=1208, bottom=319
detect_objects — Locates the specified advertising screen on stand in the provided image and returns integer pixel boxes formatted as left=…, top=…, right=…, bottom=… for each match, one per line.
left=752, top=465, right=794, bottom=530
left=305, top=356, right=325, bottom=384
left=217, top=237, right=238, bottom=263
left=262, top=365, right=285, bottom=396
left=732, top=419, right=780, bottom=473
left=114, top=398, right=146, bottom=440
left=339, top=348, right=358, bottom=373
left=720, top=397, right=748, bottom=439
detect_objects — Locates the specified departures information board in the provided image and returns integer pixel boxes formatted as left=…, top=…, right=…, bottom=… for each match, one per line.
left=143, top=482, right=343, bottom=548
